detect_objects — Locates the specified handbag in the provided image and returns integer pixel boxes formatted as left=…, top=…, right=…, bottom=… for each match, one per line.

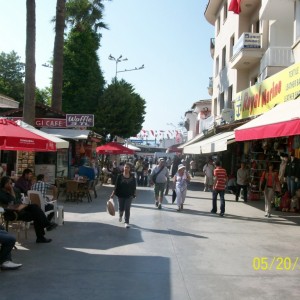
left=106, top=198, right=115, bottom=216
left=172, top=190, right=177, bottom=204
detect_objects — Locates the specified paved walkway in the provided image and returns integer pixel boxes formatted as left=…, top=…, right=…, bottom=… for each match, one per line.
left=1, top=177, right=300, bottom=300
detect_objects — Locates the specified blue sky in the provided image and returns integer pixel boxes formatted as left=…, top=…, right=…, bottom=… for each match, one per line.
left=0, top=0, right=214, bottom=132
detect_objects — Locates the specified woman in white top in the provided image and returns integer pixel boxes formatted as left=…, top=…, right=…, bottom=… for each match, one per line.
left=173, top=164, right=191, bottom=211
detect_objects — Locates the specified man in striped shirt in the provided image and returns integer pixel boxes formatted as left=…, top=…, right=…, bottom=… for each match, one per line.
left=211, top=161, right=228, bottom=217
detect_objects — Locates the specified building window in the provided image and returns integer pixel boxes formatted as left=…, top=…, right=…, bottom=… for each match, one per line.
left=222, top=46, right=226, bottom=68
left=228, top=85, right=233, bottom=109
left=215, top=56, right=219, bottom=77
left=217, top=16, right=220, bottom=35
left=230, top=35, right=235, bottom=58
left=213, top=97, right=218, bottom=115
left=223, top=1, right=228, bottom=23
left=220, top=92, right=225, bottom=112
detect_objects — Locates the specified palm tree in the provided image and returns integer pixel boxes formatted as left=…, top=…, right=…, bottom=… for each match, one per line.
left=51, top=0, right=66, bottom=111
left=65, top=0, right=109, bottom=33
left=23, top=0, right=36, bottom=125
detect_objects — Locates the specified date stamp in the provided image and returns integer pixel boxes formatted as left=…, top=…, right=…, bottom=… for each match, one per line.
left=252, top=257, right=300, bottom=271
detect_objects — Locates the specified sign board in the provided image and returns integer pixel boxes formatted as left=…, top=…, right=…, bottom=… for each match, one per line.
left=66, top=114, right=94, bottom=127
left=234, top=62, right=300, bottom=120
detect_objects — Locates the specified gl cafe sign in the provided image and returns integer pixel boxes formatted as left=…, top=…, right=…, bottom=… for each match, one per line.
left=234, top=62, right=300, bottom=120
left=14, top=114, right=94, bottom=128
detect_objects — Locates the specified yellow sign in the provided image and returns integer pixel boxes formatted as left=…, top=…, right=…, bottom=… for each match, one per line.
left=234, top=63, right=300, bottom=120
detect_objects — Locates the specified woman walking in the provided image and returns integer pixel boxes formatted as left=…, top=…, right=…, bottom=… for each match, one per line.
left=260, top=163, right=280, bottom=218
left=110, top=163, right=136, bottom=228
left=173, top=164, right=191, bottom=211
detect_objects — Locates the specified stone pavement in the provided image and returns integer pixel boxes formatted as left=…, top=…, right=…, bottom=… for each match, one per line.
left=1, top=177, right=300, bottom=300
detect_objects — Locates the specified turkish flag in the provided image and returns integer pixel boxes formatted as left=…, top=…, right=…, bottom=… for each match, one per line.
left=229, top=0, right=241, bottom=14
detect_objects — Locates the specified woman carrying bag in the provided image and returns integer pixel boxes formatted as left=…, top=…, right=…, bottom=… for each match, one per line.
left=110, top=163, right=136, bottom=228
left=260, top=163, right=280, bottom=218
left=173, top=164, right=191, bottom=211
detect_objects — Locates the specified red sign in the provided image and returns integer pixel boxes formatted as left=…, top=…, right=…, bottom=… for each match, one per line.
left=11, top=117, right=66, bottom=128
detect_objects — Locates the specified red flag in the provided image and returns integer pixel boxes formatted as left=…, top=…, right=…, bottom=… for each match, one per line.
left=229, top=0, right=241, bottom=14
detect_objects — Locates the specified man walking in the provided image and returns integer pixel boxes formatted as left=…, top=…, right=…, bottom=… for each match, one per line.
left=235, top=162, right=249, bottom=202
left=211, top=161, right=227, bottom=217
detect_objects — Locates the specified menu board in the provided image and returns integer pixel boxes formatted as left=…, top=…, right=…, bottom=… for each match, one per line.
left=35, top=164, right=56, bottom=184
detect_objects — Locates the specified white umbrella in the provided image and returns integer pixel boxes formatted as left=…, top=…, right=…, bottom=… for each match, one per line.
left=125, top=143, right=141, bottom=151
left=16, top=120, right=69, bottom=149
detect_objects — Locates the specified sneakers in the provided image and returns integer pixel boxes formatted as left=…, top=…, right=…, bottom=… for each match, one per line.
left=177, top=206, right=181, bottom=212
left=264, top=213, right=268, bottom=217
left=158, top=203, right=162, bottom=209
left=36, top=237, right=52, bottom=243
left=210, top=210, right=217, bottom=214
left=180, top=204, right=184, bottom=210
left=1, top=261, right=22, bottom=270
left=124, top=223, right=130, bottom=228
left=219, top=212, right=224, bottom=217
left=119, top=215, right=123, bottom=222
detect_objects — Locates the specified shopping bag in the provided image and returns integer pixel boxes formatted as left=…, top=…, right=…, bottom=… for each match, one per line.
left=106, top=198, right=115, bottom=216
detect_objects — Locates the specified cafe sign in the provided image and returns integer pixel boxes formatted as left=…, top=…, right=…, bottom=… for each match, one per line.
left=234, top=62, right=300, bottom=120
left=66, top=114, right=94, bottom=127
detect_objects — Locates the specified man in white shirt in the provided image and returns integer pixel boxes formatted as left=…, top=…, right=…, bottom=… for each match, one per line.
left=203, top=158, right=214, bottom=192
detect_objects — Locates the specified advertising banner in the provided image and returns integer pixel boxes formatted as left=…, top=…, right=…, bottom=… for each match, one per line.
left=234, top=63, right=300, bottom=120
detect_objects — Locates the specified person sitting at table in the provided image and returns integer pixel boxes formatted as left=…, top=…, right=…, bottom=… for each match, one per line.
left=14, top=168, right=33, bottom=195
left=31, top=174, right=58, bottom=221
left=0, top=176, right=57, bottom=243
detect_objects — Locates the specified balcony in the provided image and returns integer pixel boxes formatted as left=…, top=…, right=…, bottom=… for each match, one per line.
left=260, top=0, right=293, bottom=21
left=259, top=47, right=294, bottom=81
left=231, top=33, right=264, bottom=70
left=210, top=38, right=215, bottom=59
left=207, top=77, right=213, bottom=96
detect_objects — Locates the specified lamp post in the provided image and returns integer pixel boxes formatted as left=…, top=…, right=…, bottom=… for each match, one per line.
left=108, top=54, right=144, bottom=77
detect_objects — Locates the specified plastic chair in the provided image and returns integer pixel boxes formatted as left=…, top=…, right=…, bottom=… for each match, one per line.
left=27, top=190, right=57, bottom=222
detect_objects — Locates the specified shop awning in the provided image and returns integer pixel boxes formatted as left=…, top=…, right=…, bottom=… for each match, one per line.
left=16, top=121, right=69, bottom=149
left=234, top=99, right=300, bottom=141
left=183, top=131, right=235, bottom=154
left=178, top=133, right=205, bottom=149
left=40, top=128, right=91, bottom=140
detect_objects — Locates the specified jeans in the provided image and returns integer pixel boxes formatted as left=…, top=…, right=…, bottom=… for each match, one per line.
left=118, top=197, right=133, bottom=224
left=236, top=184, right=248, bottom=202
left=286, top=176, right=297, bottom=196
left=0, top=227, right=15, bottom=264
left=212, top=190, right=225, bottom=214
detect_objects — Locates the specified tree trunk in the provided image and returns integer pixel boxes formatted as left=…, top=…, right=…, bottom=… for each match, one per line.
left=23, top=0, right=36, bottom=126
left=51, top=0, right=66, bottom=112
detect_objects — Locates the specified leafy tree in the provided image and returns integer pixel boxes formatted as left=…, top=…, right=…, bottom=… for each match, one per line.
left=36, top=87, right=52, bottom=105
left=24, top=0, right=36, bottom=125
left=62, top=26, right=105, bottom=113
left=0, top=51, right=25, bottom=102
left=94, top=79, right=146, bottom=141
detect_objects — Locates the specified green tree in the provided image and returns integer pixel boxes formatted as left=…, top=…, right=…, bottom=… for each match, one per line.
left=0, top=51, right=25, bottom=102
left=94, top=79, right=146, bottom=141
left=62, top=26, right=105, bottom=113
left=36, top=87, right=52, bottom=105
left=24, top=0, right=36, bottom=125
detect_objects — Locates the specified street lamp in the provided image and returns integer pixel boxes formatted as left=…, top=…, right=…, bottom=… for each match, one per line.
left=108, top=54, right=144, bottom=77
left=108, top=54, right=128, bottom=77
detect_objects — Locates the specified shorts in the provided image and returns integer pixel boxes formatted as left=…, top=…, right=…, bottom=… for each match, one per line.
left=154, top=182, right=166, bottom=198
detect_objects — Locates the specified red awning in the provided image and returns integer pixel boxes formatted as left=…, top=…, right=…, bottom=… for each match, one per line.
left=234, top=100, right=300, bottom=141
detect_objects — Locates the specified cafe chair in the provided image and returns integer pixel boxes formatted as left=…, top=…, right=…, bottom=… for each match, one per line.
left=55, top=177, right=67, bottom=200
left=65, top=180, right=80, bottom=203
left=0, top=206, right=28, bottom=241
left=27, top=190, right=58, bottom=222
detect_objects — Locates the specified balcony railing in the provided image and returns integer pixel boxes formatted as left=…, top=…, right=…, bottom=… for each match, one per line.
left=232, top=33, right=261, bottom=58
left=260, top=47, right=294, bottom=74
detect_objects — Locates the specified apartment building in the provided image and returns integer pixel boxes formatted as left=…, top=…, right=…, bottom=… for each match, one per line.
left=204, top=0, right=298, bottom=121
